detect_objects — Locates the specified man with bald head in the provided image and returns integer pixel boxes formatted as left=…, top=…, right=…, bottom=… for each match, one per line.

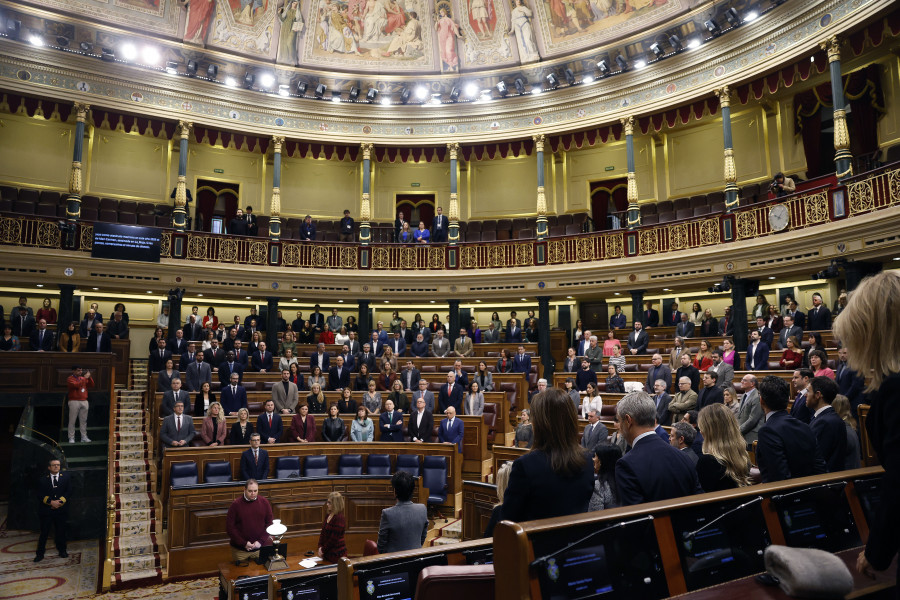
left=438, top=406, right=464, bottom=452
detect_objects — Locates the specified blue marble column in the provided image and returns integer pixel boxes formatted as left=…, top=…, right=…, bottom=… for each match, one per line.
left=534, top=135, right=549, bottom=239
left=269, top=136, right=284, bottom=240
left=622, top=117, right=641, bottom=229
left=172, top=121, right=191, bottom=232
left=448, top=143, right=460, bottom=245
left=359, top=143, right=373, bottom=245
left=823, top=36, right=853, bottom=180
left=65, top=103, right=90, bottom=225
left=716, top=86, right=739, bottom=212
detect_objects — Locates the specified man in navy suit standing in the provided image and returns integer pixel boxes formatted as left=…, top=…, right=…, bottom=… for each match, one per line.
left=221, top=372, right=249, bottom=416
left=256, top=400, right=283, bottom=444
left=615, top=391, right=702, bottom=506
left=309, top=342, right=331, bottom=372
left=745, top=330, right=770, bottom=371
left=438, top=371, right=463, bottom=413
left=807, top=376, right=848, bottom=473
left=431, top=206, right=449, bottom=243
left=756, top=376, right=827, bottom=483
left=379, top=399, right=405, bottom=442
left=807, top=293, right=831, bottom=331
left=642, top=301, right=660, bottom=328
left=328, top=355, right=350, bottom=391
left=240, top=434, right=269, bottom=480
left=218, top=351, right=244, bottom=386
left=511, top=345, right=532, bottom=374
left=506, top=319, right=523, bottom=344
left=251, top=341, right=274, bottom=373
left=438, top=406, right=464, bottom=452
left=30, top=319, right=55, bottom=351
left=35, top=458, right=70, bottom=562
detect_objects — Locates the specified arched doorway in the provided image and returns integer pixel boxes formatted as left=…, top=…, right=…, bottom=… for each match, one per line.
left=395, top=194, right=435, bottom=229
left=195, top=179, right=239, bottom=232
left=590, top=178, right=628, bottom=231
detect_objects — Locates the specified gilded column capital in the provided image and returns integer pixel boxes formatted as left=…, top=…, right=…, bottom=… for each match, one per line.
left=361, top=142, right=374, bottom=160
left=447, top=142, right=459, bottom=160
left=723, top=148, right=737, bottom=184
left=448, top=192, right=459, bottom=222
left=178, top=120, right=192, bottom=139
left=360, top=192, right=372, bottom=221
left=821, top=35, right=841, bottom=63
left=536, top=186, right=547, bottom=216
left=532, top=134, right=545, bottom=153
left=73, top=102, right=90, bottom=122
left=272, top=136, right=285, bottom=153
left=621, top=116, right=634, bottom=137
left=714, top=86, right=731, bottom=108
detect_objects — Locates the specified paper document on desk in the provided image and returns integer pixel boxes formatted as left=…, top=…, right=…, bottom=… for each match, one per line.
left=299, top=558, right=322, bottom=568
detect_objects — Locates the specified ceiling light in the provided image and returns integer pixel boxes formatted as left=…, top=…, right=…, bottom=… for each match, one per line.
left=662, top=288, right=671, bottom=291
left=546, top=73, right=560, bottom=88
left=258, top=72, right=275, bottom=88
left=582, top=75, right=594, bottom=84
left=725, top=7, right=741, bottom=28
left=243, top=72, right=255, bottom=88
left=449, top=86, right=460, bottom=101
left=186, top=60, right=199, bottom=76
left=348, top=86, right=360, bottom=101
left=399, top=88, right=410, bottom=103
left=514, top=78, right=526, bottom=95
left=197, top=294, right=203, bottom=297
left=380, top=96, right=392, bottom=106
left=146, top=290, right=153, bottom=294
left=292, top=298, right=298, bottom=302
left=614, top=292, right=621, bottom=295
left=36, top=284, right=44, bottom=288
left=331, top=91, right=342, bottom=103
left=597, top=60, right=610, bottom=76
left=520, top=298, right=527, bottom=302
left=142, top=46, right=160, bottom=65
left=165, top=61, right=179, bottom=75
left=92, top=287, right=99, bottom=290
left=28, top=34, right=44, bottom=47
left=430, top=300, right=435, bottom=303
left=615, top=55, right=628, bottom=71
left=496, top=81, right=508, bottom=96
left=278, top=85, right=290, bottom=97
left=566, top=295, right=573, bottom=299
left=120, top=43, right=137, bottom=61
left=464, top=82, right=479, bottom=97
left=246, top=296, right=252, bottom=300
left=315, top=83, right=326, bottom=98
left=56, top=36, right=73, bottom=47
left=745, top=11, right=758, bottom=22
left=429, top=94, right=441, bottom=105
left=768, top=276, right=776, bottom=280
left=634, top=59, right=647, bottom=69
left=668, top=35, right=683, bottom=51
left=531, top=86, right=543, bottom=95
left=650, top=43, right=664, bottom=58
left=687, top=38, right=701, bottom=49
left=225, top=76, right=237, bottom=87
left=384, top=300, right=389, bottom=304
left=206, top=64, right=218, bottom=80
left=338, top=299, right=344, bottom=303
left=414, top=86, right=428, bottom=100
left=297, top=81, right=308, bottom=95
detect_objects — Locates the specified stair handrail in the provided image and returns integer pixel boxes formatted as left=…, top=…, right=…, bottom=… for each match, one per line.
left=101, top=364, right=117, bottom=591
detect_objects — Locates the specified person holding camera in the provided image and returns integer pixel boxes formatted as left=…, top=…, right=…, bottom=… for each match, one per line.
left=770, top=172, right=796, bottom=198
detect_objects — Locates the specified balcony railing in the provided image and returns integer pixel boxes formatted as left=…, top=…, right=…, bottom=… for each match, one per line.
left=2, top=164, right=899, bottom=271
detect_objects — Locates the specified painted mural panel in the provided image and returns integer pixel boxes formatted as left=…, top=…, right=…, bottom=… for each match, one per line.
left=20, top=0, right=178, bottom=35
left=208, top=0, right=279, bottom=57
left=455, top=0, right=515, bottom=68
left=532, top=0, right=683, bottom=55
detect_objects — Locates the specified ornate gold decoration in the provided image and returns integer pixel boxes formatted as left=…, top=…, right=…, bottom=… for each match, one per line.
left=888, top=168, right=900, bottom=204
left=848, top=179, right=874, bottom=215
left=68, top=160, right=82, bottom=196
left=448, top=192, right=459, bottom=222
left=399, top=247, right=417, bottom=269
left=605, top=233, right=623, bottom=258
left=489, top=245, right=506, bottom=267
left=360, top=192, right=371, bottom=222
left=460, top=245, right=477, bottom=268
left=373, top=247, right=390, bottom=269
left=804, top=192, right=829, bottom=224
left=514, top=243, right=532, bottom=266
left=311, top=245, right=328, bottom=267
left=428, top=247, right=445, bottom=269
left=699, top=219, right=719, bottom=245
left=723, top=148, right=737, bottom=185
left=361, top=142, right=373, bottom=161
left=187, top=234, right=208, bottom=259
left=271, top=187, right=281, bottom=217
left=714, top=86, right=731, bottom=109
left=548, top=240, right=566, bottom=263
left=639, top=229, right=658, bottom=255
left=283, top=243, right=301, bottom=266
left=621, top=116, right=634, bottom=137
left=821, top=35, right=841, bottom=63
left=668, top=223, right=688, bottom=250
left=340, top=247, right=358, bottom=268
left=80, top=224, right=93, bottom=250
left=272, top=136, right=284, bottom=154
left=0, top=217, right=22, bottom=244
left=218, top=238, right=238, bottom=262
left=175, top=174, right=187, bottom=209
left=736, top=211, right=758, bottom=239
left=74, top=102, right=90, bottom=122
left=576, top=239, right=593, bottom=262
left=833, top=108, right=851, bottom=154
left=626, top=172, right=638, bottom=204
left=160, top=231, right=171, bottom=255
left=447, top=142, right=459, bottom=160
left=536, top=186, right=547, bottom=217
left=36, top=221, right=59, bottom=246
left=532, top=134, right=545, bottom=153
left=179, top=120, right=192, bottom=140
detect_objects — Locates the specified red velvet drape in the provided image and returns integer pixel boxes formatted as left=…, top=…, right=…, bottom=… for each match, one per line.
left=590, top=178, right=628, bottom=231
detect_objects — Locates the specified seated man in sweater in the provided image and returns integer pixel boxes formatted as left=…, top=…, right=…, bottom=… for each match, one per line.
left=226, top=479, right=273, bottom=565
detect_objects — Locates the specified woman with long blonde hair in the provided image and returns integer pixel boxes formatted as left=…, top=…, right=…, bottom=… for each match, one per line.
left=483, top=462, right=512, bottom=537
left=696, top=403, right=751, bottom=491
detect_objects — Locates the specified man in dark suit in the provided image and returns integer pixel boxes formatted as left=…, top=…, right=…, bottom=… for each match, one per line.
left=308, top=304, right=325, bottom=334
left=401, top=360, right=420, bottom=391
left=438, top=406, right=464, bottom=452
left=107, top=312, right=128, bottom=339
left=221, top=372, right=249, bottom=416
left=669, top=422, right=699, bottom=465
left=627, top=322, right=649, bottom=355
left=358, top=344, right=377, bottom=373
left=807, top=293, right=831, bottom=330
left=756, top=376, right=827, bottom=483
left=148, top=338, right=172, bottom=372
left=666, top=302, right=683, bottom=327
left=35, top=458, right=70, bottom=562
left=30, top=319, right=55, bottom=351
left=377, top=471, right=429, bottom=553
left=12, top=306, right=36, bottom=339
left=230, top=208, right=249, bottom=235
left=754, top=317, right=774, bottom=348
left=787, top=301, right=806, bottom=329
left=389, top=331, right=407, bottom=358
left=160, top=378, right=191, bottom=417
left=185, top=351, right=212, bottom=392
left=240, top=434, right=269, bottom=480
left=575, top=330, right=591, bottom=358
left=412, top=380, right=436, bottom=414
left=697, top=371, right=725, bottom=410
left=651, top=379, right=673, bottom=426
left=511, top=345, right=532, bottom=374
left=615, top=391, right=702, bottom=506
left=379, top=399, right=405, bottom=442
left=835, top=347, right=865, bottom=416
left=398, top=320, right=414, bottom=346
left=778, top=314, right=803, bottom=349
left=790, top=368, right=814, bottom=424
left=676, top=352, right=701, bottom=393
left=244, top=206, right=258, bottom=236
left=407, top=396, right=434, bottom=442
left=232, top=340, right=250, bottom=369
left=86, top=321, right=111, bottom=353
left=438, top=371, right=464, bottom=413
left=218, top=351, right=244, bottom=386
left=808, top=376, right=848, bottom=472
left=580, top=409, right=608, bottom=451
left=717, top=306, right=735, bottom=336
left=181, top=342, right=199, bottom=371
left=675, top=313, right=694, bottom=338
left=745, top=330, right=770, bottom=371
left=159, top=399, right=196, bottom=448
left=431, top=206, right=449, bottom=243
left=184, top=314, right=203, bottom=341
left=79, top=309, right=102, bottom=338
left=609, top=305, right=627, bottom=330
left=370, top=331, right=387, bottom=357
left=328, top=355, right=351, bottom=391
left=642, top=301, right=660, bottom=328
left=309, top=342, right=331, bottom=372
left=204, top=339, right=226, bottom=370
left=251, top=341, right=274, bottom=373
left=256, top=400, right=283, bottom=444
left=169, top=329, right=188, bottom=357
left=645, top=354, right=672, bottom=394
left=506, top=319, right=523, bottom=344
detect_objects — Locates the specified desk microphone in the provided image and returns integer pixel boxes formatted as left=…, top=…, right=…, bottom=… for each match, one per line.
left=682, top=496, right=763, bottom=540
left=771, top=481, right=846, bottom=504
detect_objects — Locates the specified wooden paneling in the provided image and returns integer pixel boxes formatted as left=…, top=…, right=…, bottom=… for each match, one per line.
left=0, top=352, right=115, bottom=393
left=462, top=480, right=498, bottom=541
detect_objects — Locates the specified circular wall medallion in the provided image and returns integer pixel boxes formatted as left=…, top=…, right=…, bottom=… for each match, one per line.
left=447, top=125, right=457, bottom=134
left=726, top=262, right=735, bottom=271
left=533, top=116, right=543, bottom=126
left=666, top=83, right=677, bottom=94
left=271, top=282, right=280, bottom=289
left=182, top=101, right=193, bottom=111
left=76, top=81, right=90, bottom=92
left=628, top=274, right=637, bottom=282
left=64, top=267, right=74, bottom=277
left=820, top=14, right=832, bottom=27
left=538, top=281, right=545, bottom=289
left=130, top=92, right=143, bottom=102
left=16, top=70, right=31, bottom=81
left=837, top=242, right=846, bottom=253
left=765, top=43, right=777, bottom=56
left=362, top=285, right=369, bottom=292
left=714, top=66, right=726, bottom=77
left=229, top=110, right=240, bottom=119
left=490, top=121, right=500, bottom=130
left=362, top=125, right=372, bottom=134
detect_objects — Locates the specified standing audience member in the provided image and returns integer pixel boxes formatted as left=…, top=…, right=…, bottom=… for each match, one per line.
left=514, top=409, right=533, bottom=449
left=256, top=399, right=283, bottom=444
left=351, top=406, right=375, bottom=442
left=808, top=376, right=848, bottom=472
left=696, top=404, right=752, bottom=492
left=290, top=404, right=316, bottom=443
left=317, top=492, right=348, bottom=563
left=240, top=433, right=269, bottom=480
left=377, top=471, right=429, bottom=553
left=580, top=409, right=608, bottom=452
left=159, top=400, right=196, bottom=449
left=736, top=374, right=763, bottom=445
left=229, top=408, right=254, bottom=445
left=438, top=406, right=465, bottom=452
left=832, top=395, right=862, bottom=470
left=668, top=377, right=698, bottom=424
left=483, top=462, right=511, bottom=537
left=200, top=401, right=227, bottom=446
left=669, top=422, right=699, bottom=464
left=407, top=396, right=433, bottom=443
left=697, top=371, right=724, bottom=410
left=67, top=365, right=93, bottom=443
left=379, top=399, right=405, bottom=442
left=226, top=479, right=273, bottom=565
left=58, top=322, right=80, bottom=353
left=34, top=458, right=70, bottom=562
left=588, top=445, right=622, bottom=511
left=30, top=319, right=55, bottom=351
left=322, top=404, right=346, bottom=441
left=1, top=324, right=19, bottom=351
left=615, top=391, right=702, bottom=506
left=501, top=389, right=594, bottom=522
left=193, top=381, right=216, bottom=417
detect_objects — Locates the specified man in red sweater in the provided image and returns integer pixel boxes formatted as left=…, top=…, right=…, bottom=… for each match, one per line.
left=66, top=365, right=94, bottom=443
left=226, top=479, right=273, bottom=565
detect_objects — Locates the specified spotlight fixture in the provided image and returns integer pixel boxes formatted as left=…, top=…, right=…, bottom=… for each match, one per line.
left=165, top=61, right=179, bottom=75
left=206, top=63, right=218, bottom=80
left=56, top=35, right=70, bottom=47
left=100, top=46, right=115, bottom=61
left=297, top=81, right=308, bottom=95
left=6, top=19, right=21, bottom=39
left=186, top=59, right=198, bottom=76
left=331, top=91, right=342, bottom=103
left=668, top=35, right=683, bottom=51
left=448, top=86, right=460, bottom=101
left=597, top=60, right=610, bottom=76
left=564, top=68, right=576, bottom=85
left=650, top=43, right=664, bottom=58
left=79, top=41, right=94, bottom=53
left=278, top=84, right=290, bottom=97
left=314, top=83, right=326, bottom=98
left=464, top=82, right=479, bottom=97
left=381, top=95, right=392, bottom=106
left=687, top=37, right=701, bottom=49
left=28, top=33, right=44, bottom=47
left=142, top=46, right=160, bottom=65
left=704, top=19, right=721, bottom=35
left=243, top=72, right=256, bottom=88
left=812, top=259, right=844, bottom=280
left=725, top=7, right=741, bottom=28
left=514, top=78, right=526, bottom=95
left=546, top=72, right=559, bottom=88
left=745, top=10, right=758, bottom=22
left=707, top=276, right=732, bottom=294
left=634, top=59, right=647, bottom=69
left=120, top=43, right=138, bottom=61
left=615, top=55, right=628, bottom=71
left=399, top=87, right=410, bottom=103
left=348, top=86, right=360, bottom=101
left=225, top=76, right=238, bottom=87
left=496, top=80, right=508, bottom=96
left=531, top=85, right=543, bottom=95
left=366, top=87, right=378, bottom=102
left=582, top=75, right=594, bottom=84
left=414, top=86, right=428, bottom=100
left=258, top=72, right=275, bottom=88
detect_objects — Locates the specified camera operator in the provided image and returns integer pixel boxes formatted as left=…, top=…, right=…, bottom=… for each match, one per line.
left=770, top=172, right=795, bottom=198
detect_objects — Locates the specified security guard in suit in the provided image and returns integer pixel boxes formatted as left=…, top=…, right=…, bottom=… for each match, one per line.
left=35, top=458, right=71, bottom=561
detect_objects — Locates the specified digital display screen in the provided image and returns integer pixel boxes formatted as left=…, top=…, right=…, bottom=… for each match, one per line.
left=281, top=571, right=337, bottom=600
left=235, top=576, right=269, bottom=600
left=670, top=499, right=769, bottom=591
left=773, top=485, right=860, bottom=552
left=91, top=222, right=161, bottom=263
left=463, top=548, right=494, bottom=565
left=357, top=554, right=448, bottom=600
left=531, top=518, right=668, bottom=600
left=853, top=478, right=882, bottom=528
